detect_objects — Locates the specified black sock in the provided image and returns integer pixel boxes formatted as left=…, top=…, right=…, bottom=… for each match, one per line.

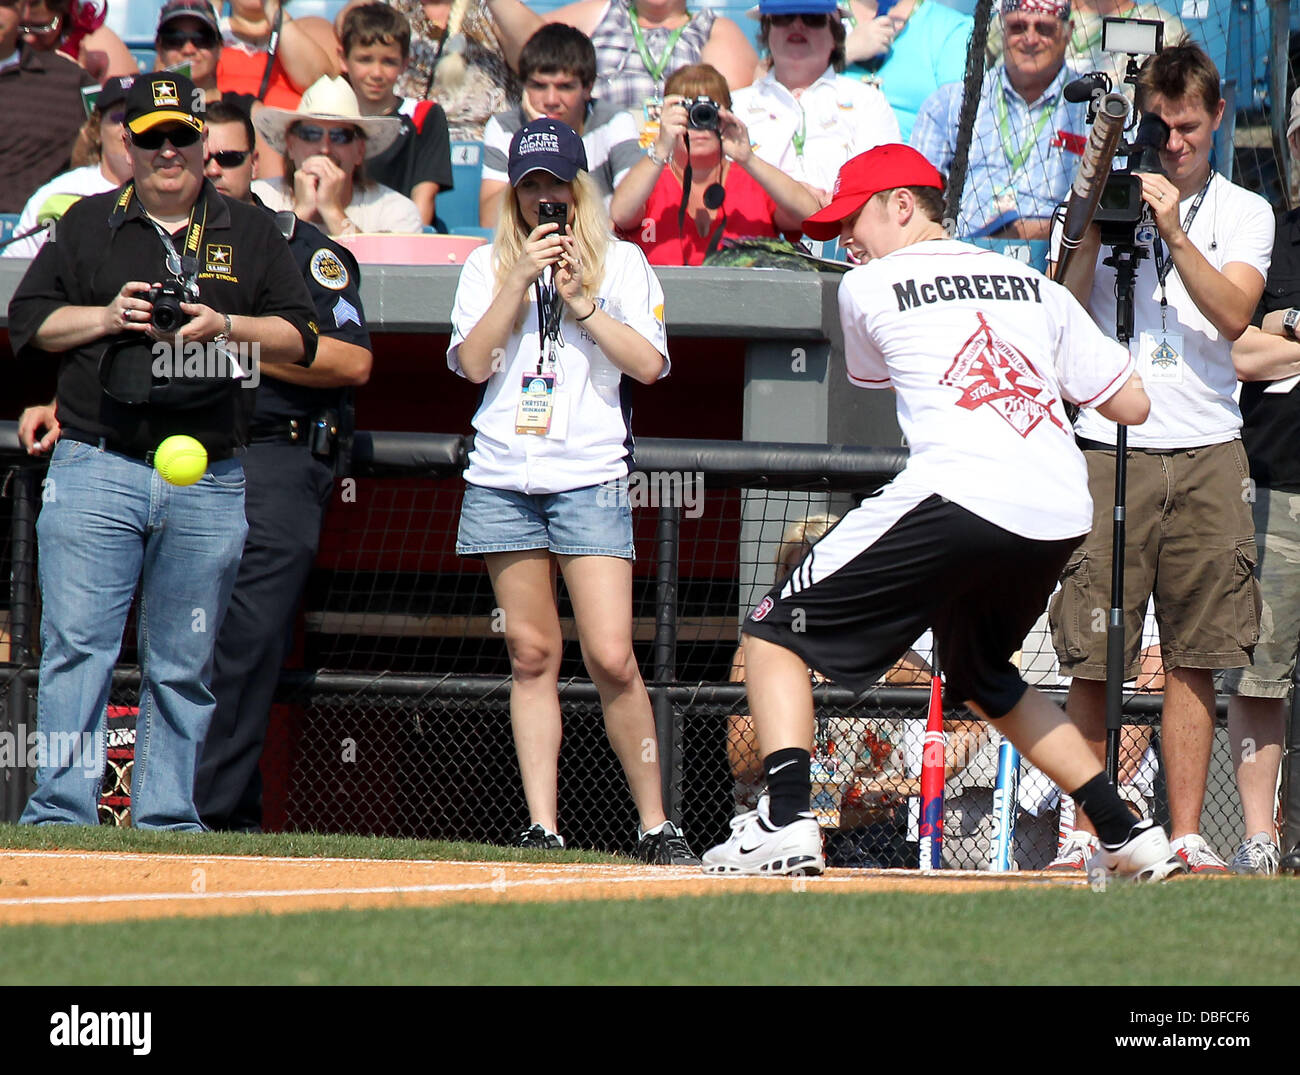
left=764, top=747, right=811, bottom=826
left=1070, top=773, right=1140, bottom=846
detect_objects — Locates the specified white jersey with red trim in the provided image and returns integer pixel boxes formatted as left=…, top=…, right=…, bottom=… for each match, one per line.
left=839, top=238, right=1134, bottom=540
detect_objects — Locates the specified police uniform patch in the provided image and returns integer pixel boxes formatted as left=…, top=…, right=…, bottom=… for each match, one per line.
left=205, top=243, right=233, bottom=274
left=310, top=248, right=349, bottom=291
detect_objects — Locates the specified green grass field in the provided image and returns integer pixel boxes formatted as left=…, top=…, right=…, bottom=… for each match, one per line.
left=1, top=824, right=1296, bottom=986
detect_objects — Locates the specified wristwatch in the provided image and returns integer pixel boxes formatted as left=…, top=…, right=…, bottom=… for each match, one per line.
left=213, top=312, right=232, bottom=347
left=1283, top=307, right=1300, bottom=341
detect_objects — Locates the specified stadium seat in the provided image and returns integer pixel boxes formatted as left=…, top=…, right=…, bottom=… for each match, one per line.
left=436, top=142, right=485, bottom=233
left=334, top=232, right=487, bottom=265
left=964, top=238, right=1050, bottom=273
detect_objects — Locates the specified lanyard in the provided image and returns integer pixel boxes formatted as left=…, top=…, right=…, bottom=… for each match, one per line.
left=993, top=82, right=1055, bottom=175
left=534, top=277, right=565, bottom=373
left=628, top=4, right=689, bottom=85
left=791, top=104, right=807, bottom=159
left=126, top=182, right=207, bottom=299
left=1152, top=171, right=1212, bottom=329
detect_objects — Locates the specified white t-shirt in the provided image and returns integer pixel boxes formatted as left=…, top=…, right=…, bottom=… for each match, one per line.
left=840, top=238, right=1134, bottom=540
left=732, top=67, right=900, bottom=195
left=251, top=176, right=423, bottom=234
left=448, top=238, right=668, bottom=494
left=1070, top=172, right=1273, bottom=449
left=2, top=165, right=118, bottom=259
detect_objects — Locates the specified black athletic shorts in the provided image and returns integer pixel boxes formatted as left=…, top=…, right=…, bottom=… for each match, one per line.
left=742, top=485, right=1082, bottom=718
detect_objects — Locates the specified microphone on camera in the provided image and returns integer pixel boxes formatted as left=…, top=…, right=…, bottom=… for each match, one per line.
left=1064, top=72, right=1111, bottom=104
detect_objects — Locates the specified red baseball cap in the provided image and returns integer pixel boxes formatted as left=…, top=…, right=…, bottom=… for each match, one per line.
left=802, top=144, right=944, bottom=241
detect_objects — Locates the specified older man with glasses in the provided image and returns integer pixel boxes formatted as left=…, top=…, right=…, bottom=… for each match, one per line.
left=911, top=0, right=1088, bottom=241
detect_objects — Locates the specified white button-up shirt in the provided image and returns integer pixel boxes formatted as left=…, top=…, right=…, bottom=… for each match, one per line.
left=732, top=66, right=901, bottom=194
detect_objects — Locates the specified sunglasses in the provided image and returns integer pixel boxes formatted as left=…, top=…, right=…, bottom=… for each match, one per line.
left=1003, top=18, right=1062, bottom=37
left=768, top=12, right=830, bottom=27
left=204, top=149, right=250, bottom=168
left=131, top=124, right=202, bottom=150
left=159, top=29, right=219, bottom=49
left=290, top=124, right=362, bottom=145
left=20, top=16, right=60, bottom=34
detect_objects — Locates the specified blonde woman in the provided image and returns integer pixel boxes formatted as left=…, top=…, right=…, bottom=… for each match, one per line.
left=448, top=118, right=698, bottom=863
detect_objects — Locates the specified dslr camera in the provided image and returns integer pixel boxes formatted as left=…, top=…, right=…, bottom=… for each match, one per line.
left=686, top=96, right=721, bottom=132
left=146, top=281, right=191, bottom=334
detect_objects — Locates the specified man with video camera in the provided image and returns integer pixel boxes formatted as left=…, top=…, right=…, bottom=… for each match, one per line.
left=8, top=71, right=319, bottom=830
left=1047, top=40, right=1273, bottom=872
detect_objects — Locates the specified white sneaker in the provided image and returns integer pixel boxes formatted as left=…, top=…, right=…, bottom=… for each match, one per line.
left=1087, top=819, right=1188, bottom=883
left=1229, top=832, right=1280, bottom=875
left=1169, top=833, right=1229, bottom=874
left=701, top=794, right=824, bottom=877
left=1045, top=828, right=1098, bottom=872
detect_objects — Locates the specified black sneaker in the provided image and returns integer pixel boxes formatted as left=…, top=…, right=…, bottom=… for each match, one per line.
left=515, top=823, right=564, bottom=850
left=1280, top=844, right=1300, bottom=875
left=636, top=820, right=700, bottom=865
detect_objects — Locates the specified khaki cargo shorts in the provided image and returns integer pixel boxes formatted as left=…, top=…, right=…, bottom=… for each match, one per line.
left=1050, top=440, right=1261, bottom=680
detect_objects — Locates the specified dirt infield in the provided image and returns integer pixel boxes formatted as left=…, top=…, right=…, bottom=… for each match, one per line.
left=0, top=849, right=1088, bottom=925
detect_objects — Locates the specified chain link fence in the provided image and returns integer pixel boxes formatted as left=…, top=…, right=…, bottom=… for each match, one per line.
left=1, top=435, right=1283, bottom=868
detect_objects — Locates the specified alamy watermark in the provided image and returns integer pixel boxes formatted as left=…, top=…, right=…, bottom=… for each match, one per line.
left=152, top=336, right=260, bottom=389
left=0, top=724, right=100, bottom=774
left=598, top=471, right=704, bottom=518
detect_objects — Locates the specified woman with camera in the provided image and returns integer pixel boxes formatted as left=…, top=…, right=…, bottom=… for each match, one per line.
left=609, top=63, right=820, bottom=266
left=448, top=117, right=698, bottom=863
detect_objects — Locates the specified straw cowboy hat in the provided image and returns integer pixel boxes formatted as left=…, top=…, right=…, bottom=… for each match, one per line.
left=253, top=76, right=402, bottom=158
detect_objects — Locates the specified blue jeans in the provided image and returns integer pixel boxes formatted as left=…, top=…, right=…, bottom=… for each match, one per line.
left=20, top=439, right=247, bottom=830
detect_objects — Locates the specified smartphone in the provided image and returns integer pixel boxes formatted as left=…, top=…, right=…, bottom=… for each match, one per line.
left=538, top=201, right=568, bottom=232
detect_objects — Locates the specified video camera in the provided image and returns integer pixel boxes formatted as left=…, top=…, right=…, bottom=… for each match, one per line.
left=1066, top=17, right=1168, bottom=248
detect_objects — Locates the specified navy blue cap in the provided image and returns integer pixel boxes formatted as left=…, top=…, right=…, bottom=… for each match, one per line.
left=508, top=118, right=588, bottom=187
left=748, top=0, right=840, bottom=18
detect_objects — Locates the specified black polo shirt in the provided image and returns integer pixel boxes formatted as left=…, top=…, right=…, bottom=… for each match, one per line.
left=1240, top=207, right=1300, bottom=493
left=250, top=204, right=370, bottom=430
left=8, top=179, right=319, bottom=459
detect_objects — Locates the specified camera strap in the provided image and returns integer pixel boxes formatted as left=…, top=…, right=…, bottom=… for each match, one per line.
left=1152, top=170, right=1211, bottom=329
left=534, top=274, right=565, bottom=373
left=139, top=189, right=206, bottom=301
left=628, top=4, right=690, bottom=85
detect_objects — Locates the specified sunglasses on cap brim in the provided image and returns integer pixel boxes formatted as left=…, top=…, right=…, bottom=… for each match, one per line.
left=131, top=124, right=202, bottom=150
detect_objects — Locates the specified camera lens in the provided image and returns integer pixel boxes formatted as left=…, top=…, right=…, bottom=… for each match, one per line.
left=688, top=99, right=719, bottom=131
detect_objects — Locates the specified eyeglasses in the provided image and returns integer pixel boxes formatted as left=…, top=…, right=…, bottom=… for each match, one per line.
left=768, top=12, right=830, bottom=27
left=159, top=29, right=219, bottom=50
left=1003, top=17, right=1062, bottom=38
left=131, top=124, right=202, bottom=150
left=290, top=124, right=362, bottom=145
left=20, top=15, right=60, bottom=34
left=204, top=149, right=250, bottom=168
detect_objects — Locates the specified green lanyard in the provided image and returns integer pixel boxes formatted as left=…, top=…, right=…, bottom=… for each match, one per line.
left=993, top=82, right=1054, bottom=175
left=629, top=4, right=690, bottom=84
left=791, top=105, right=807, bottom=158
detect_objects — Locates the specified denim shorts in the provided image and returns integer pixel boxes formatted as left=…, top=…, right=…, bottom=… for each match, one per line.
left=456, top=479, right=635, bottom=559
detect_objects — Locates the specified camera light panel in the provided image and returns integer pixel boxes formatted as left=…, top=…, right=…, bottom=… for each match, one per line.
left=1101, top=17, right=1163, bottom=57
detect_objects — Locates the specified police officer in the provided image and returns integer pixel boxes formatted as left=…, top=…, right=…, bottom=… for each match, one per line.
left=195, top=101, right=372, bottom=832
left=8, top=72, right=319, bottom=830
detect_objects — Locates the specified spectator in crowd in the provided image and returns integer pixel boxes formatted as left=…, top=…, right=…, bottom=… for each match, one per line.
left=987, top=0, right=1188, bottom=91
left=8, top=72, right=318, bottom=829
left=340, top=2, right=452, bottom=228
left=0, top=0, right=95, bottom=214
left=839, top=0, right=973, bottom=142
left=448, top=118, right=698, bottom=864
left=1220, top=88, right=1300, bottom=876
left=480, top=22, right=639, bottom=228
left=218, top=0, right=339, bottom=110
left=2, top=75, right=133, bottom=259
left=254, top=75, right=422, bottom=235
left=355, top=0, right=521, bottom=142
left=731, top=0, right=899, bottom=200
left=154, top=0, right=224, bottom=104
left=16, top=0, right=135, bottom=81
left=608, top=63, right=819, bottom=266
left=1047, top=42, right=1272, bottom=873
left=911, top=0, right=1087, bottom=241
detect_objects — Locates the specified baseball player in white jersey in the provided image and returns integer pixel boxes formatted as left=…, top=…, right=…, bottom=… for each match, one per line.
left=702, top=144, right=1185, bottom=883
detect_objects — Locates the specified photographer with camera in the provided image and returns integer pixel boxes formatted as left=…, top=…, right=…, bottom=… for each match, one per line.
left=1046, top=41, right=1273, bottom=873
left=8, top=72, right=319, bottom=830
left=449, top=117, right=698, bottom=863
left=608, top=63, right=820, bottom=265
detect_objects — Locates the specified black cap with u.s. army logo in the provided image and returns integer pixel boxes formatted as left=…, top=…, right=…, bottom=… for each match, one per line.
left=125, top=71, right=205, bottom=137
